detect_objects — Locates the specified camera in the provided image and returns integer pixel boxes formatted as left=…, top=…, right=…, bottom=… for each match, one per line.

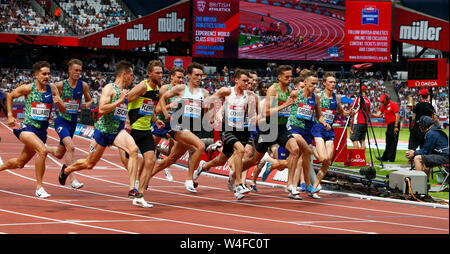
left=360, top=166, right=376, bottom=180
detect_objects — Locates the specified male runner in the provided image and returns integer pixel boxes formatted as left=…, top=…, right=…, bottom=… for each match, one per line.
left=240, top=65, right=301, bottom=199
left=151, top=66, right=186, bottom=181
left=1, top=61, right=66, bottom=198
left=310, top=72, right=355, bottom=198
left=58, top=61, right=143, bottom=206
left=194, top=69, right=258, bottom=199
left=285, top=71, right=323, bottom=196
left=119, top=60, right=166, bottom=207
left=47, top=58, right=92, bottom=189
left=151, top=62, right=209, bottom=193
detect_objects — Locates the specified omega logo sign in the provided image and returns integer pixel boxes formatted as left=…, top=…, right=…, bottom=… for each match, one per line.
left=399, top=20, right=443, bottom=41
left=127, top=24, right=151, bottom=41
left=415, top=81, right=438, bottom=86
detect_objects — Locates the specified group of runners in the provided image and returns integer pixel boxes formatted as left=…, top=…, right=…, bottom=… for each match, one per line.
left=0, top=59, right=355, bottom=208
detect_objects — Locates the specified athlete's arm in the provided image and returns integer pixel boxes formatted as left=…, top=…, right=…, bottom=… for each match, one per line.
left=98, top=84, right=127, bottom=115
left=315, top=93, right=330, bottom=130
left=81, top=82, right=93, bottom=109
left=51, top=84, right=66, bottom=114
left=157, top=84, right=184, bottom=121
left=126, top=81, right=147, bottom=102
left=54, top=80, right=63, bottom=95
left=336, top=96, right=355, bottom=117
left=206, top=87, right=230, bottom=105
left=265, top=85, right=294, bottom=118
left=6, top=84, right=32, bottom=127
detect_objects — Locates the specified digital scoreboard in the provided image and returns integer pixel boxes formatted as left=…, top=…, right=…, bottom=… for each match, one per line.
left=407, top=58, right=447, bottom=87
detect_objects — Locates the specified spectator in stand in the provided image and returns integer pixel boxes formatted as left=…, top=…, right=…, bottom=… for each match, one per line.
left=371, top=94, right=400, bottom=162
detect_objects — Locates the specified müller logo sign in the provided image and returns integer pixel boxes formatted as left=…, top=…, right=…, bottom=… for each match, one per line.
left=399, top=21, right=443, bottom=42
left=394, top=6, right=449, bottom=52
left=127, top=24, right=151, bottom=41
left=158, top=12, right=186, bottom=33
left=101, top=33, right=120, bottom=46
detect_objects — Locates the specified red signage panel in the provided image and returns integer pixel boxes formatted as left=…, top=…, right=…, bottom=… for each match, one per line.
left=394, top=6, right=449, bottom=52
left=344, top=1, right=392, bottom=62
left=0, top=33, right=78, bottom=47
left=78, top=0, right=190, bottom=50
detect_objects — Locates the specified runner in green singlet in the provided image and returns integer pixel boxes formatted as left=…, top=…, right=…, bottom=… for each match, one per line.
left=59, top=61, right=142, bottom=207
left=1, top=61, right=66, bottom=198
left=240, top=65, right=301, bottom=200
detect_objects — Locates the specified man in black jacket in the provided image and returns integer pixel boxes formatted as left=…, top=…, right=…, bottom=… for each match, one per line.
left=406, top=116, right=449, bottom=176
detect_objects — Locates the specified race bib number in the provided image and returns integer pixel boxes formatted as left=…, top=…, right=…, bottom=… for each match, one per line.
left=138, top=99, right=156, bottom=116
left=227, top=104, right=246, bottom=128
left=296, top=103, right=315, bottom=121
left=64, top=99, right=80, bottom=114
left=322, top=108, right=336, bottom=124
left=113, top=102, right=128, bottom=121
left=183, top=99, right=202, bottom=119
left=30, top=102, right=51, bottom=121
left=278, top=101, right=291, bottom=117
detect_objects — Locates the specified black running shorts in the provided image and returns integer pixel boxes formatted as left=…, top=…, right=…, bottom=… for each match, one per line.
left=255, top=124, right=294, bottom=154
left=220, top=131, right=250, bottom=158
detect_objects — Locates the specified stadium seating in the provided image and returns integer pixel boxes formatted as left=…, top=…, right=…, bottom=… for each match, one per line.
left=56, top=0, right=129, bottom=35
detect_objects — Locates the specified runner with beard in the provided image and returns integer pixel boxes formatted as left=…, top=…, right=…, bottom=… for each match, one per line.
left=119, top=60, right=166, bottom=207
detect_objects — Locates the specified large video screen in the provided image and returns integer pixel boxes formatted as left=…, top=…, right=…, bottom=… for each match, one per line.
left=192, top=0, right=392, bottom=62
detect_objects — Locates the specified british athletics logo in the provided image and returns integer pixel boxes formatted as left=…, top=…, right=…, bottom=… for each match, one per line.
left=362, top=6, right=379, bottom=25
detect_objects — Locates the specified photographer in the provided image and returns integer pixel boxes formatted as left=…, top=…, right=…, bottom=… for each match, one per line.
left=406, top=116, right=449, bottom=176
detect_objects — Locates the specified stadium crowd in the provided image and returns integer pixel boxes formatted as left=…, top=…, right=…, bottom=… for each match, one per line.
left=1, top=0, right=129, bottom=36
left=0, top=0, right=66, bottom=35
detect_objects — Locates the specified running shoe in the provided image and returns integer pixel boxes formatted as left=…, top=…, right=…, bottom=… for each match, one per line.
left=133, top=197, right=154, bottom=208
left=185, top=180, right=197, bottom=193
left=299, top=182, right=306, bottom=192
left=309, top=193, right=321, bottom=199
left=290, top=185, right=300, bottom=195
left=234, top=185, right=245, bottom=200
left=164, top=168, right=173, bottom=182
left=70, top=179, right=84, bottom=189
left=206, top=140, right=222, bottom=152
left=261, top=162, right=272, bottom=181
left=240, top=184, right=250, bottom=194
left=250, top=184, right=258, bottom=192
left=288, top=193, right=302, bottom=200
left=58, top=164, right=68, bottom=186
left=306, top=184, right=320, bottom=194
left=193, top=160, right=206, bottom=180
left=128, top=188, right=140, bottom=198
left=35, top=187, right=51, bottom=199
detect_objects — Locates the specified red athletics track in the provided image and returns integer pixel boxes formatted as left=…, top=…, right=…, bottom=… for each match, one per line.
left=0, top=120, right=448, bottom=235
